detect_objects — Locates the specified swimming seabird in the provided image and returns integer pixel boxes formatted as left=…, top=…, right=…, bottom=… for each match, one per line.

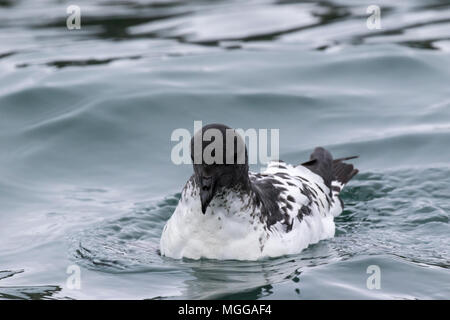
left=160, top=124, right=358, bottom=260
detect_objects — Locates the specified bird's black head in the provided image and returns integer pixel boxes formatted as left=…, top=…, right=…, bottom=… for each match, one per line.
left=190, top=123, right=249, bottom=214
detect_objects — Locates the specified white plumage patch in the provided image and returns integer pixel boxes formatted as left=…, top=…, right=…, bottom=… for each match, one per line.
left=160, top=161, right=345, bottom=260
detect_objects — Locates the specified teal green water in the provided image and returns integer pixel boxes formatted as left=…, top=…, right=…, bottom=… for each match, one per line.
left=0, top=0, right=449, bottom=299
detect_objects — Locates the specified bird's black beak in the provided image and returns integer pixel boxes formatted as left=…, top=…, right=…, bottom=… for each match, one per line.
left=200, top=176, right=215, bottom=214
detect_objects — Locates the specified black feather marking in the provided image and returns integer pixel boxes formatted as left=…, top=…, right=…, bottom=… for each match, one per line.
left=300, top=147, right=334, bottom=189
left=285, top=219, right=294, bottom=232
left=297, top=205, right=312, bottom=222
left=250, top=176, right=284, bottom=229
left=333, top=159, right=359, bottom=186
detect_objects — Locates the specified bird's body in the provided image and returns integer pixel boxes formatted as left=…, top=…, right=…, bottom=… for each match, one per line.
left=160, top=124, right=358, bottom=260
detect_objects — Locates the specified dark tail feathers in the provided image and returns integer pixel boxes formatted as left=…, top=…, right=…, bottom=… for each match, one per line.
left=301, top=147, right=358, bottom=190
left=333, top=156, right=359, bottom=186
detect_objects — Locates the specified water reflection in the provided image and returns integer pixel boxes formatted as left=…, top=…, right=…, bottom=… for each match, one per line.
left=0, top=270, right=62, bottom=300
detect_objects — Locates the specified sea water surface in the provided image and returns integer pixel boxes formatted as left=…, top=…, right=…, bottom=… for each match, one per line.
left=0, top=0, right=449, bottom=299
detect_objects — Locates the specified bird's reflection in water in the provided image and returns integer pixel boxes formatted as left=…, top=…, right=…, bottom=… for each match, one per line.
left=175, top=241, right=337, bottom=299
